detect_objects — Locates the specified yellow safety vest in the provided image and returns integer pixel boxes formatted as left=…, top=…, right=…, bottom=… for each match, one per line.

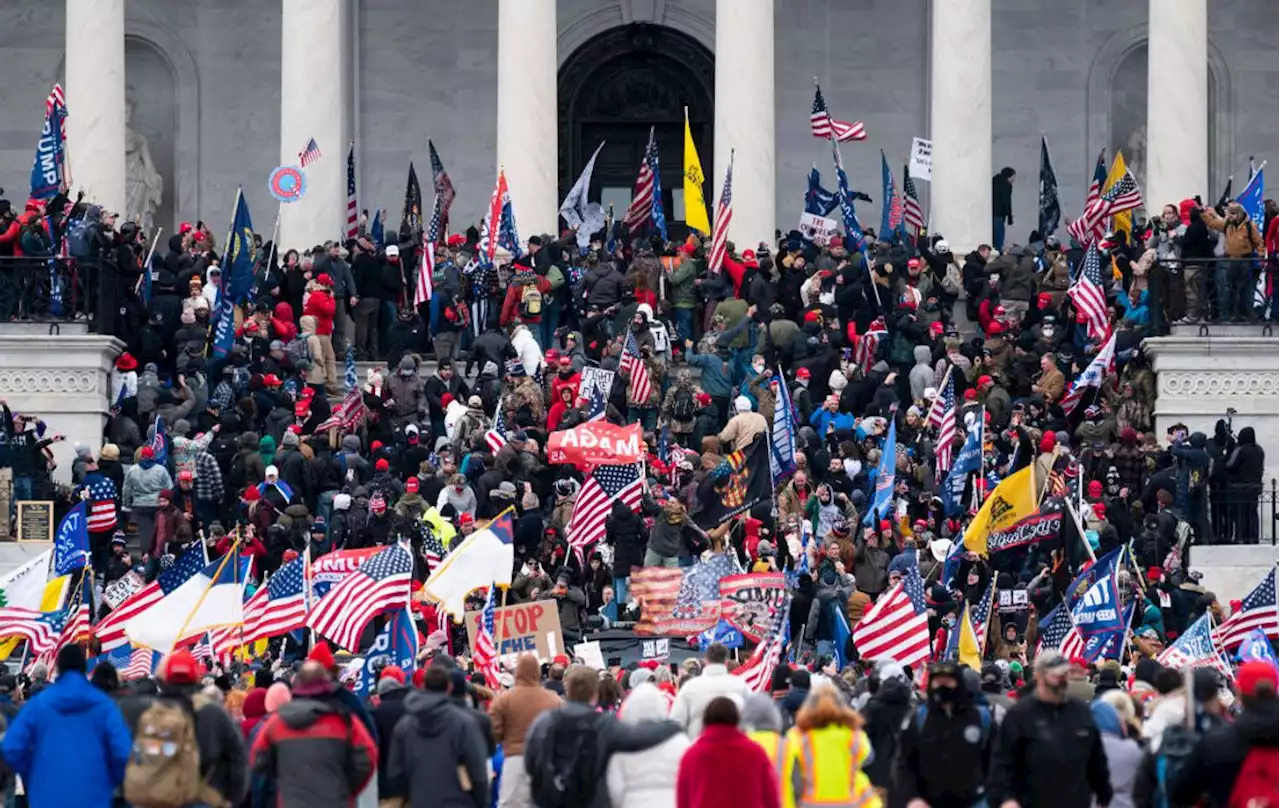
left=791, top=726, right=882, bottom=808
left=749, top=730, right=796, bottom=808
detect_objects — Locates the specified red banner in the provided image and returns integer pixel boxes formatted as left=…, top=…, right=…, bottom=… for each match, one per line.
left=546, top=421, right=644, bottom=467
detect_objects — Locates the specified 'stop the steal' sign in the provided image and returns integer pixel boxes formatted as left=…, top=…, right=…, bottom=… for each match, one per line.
left=465, top=598, right=564, bottom=662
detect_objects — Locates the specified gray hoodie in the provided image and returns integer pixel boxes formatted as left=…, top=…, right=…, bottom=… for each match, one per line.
left=909, top=345, right=934, bottom=401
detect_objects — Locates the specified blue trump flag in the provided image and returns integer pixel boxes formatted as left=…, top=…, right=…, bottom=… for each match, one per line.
left=879, top=150, right=896, bottom=238
left=1237, top=167, right=1266, bottom=232
left=805, top=166, right=840, bottom=217
left=53, top=501, right=88, bottom=576
left=942, top=425, right=983, bottom=516
left=355, top=606, right=420, bottom=698
left=1237, top=627, right=1278, bottom=667
left=29, top=98, right=67, bottom=201
left=650, top=144, right=668, bottom=241
left=696, top=619, right=744, bottom=650
left=1070, top=549, right=1127, bottom=661
left=210, top=296, right=237, bottom=360
left=832, top=141, right=866, bottom=249
left=863, top=418, right=897, bottom=525
left=769, top=371, right=798, bottom=485
left=224, top=189, right=257, bottom=304
left=149, top=415, right=168, bottom=468
left=370, top=209, right=384, bottom=246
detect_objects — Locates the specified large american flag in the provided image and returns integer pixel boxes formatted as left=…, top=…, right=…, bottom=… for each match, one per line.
left=1068, top=244, right=1110, bottom=343
left=620, top=330, right=652, bottom=404
left=624, top=127, right=658, bottom=234
left=298, top=138, right=322, bottom=167
left=345, top=143, right=359, bottom=240
left=1068, top=165, right=1142, bottom=246
left=484, top=405, right=509, bottom=453
left=414, top=223, right=435, bottom=306
left=1069, top=147, right=1109, bottom=245
left=1037, top=600, right=1085, bottom=660
left=927, top=371, right=957, bottom=473
left=233, top=555, right=307, bottom=645
left=708, top=151, right=734, bottom=274
left=1213, top=566, right=1277, bottom=649
left=308, top=544, right=413, bottom=651
left=1159, top=612, right=1234, bottom=678
left=472, top=585, right=501, bottom=690
left=422, top=530, right=445, bottom=575
left=855, top=317, right=887, bottom=375
left=83, top=476, right=118, bottom=533
left=95, top=544, right=207, bottom=651
left=902, top=167, right=924, bottom=233
left=428, top=139, right=456, bottom=231
left=632, top=553, right=739, bottom=635
left=734, top=595, right=791, bottom=692
left=566, top=464, right=643, bottom=558
left=123, top=646, right=158, bottom=680
left=0, top=607, right=80, bottom=656
left=1060, top=332, right=1116, bottom=416
left=851, top=565, right=931, bottom=666
left=810, top=83, right=866, bottom=142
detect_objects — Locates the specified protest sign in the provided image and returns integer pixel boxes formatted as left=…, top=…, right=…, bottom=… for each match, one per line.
left=466, top=599, right=564, bottom=661
left=103, top=571, right=146, bottom=610
left=908, top=137, right=933, bottom=180
left=798, top=213, right=838, bottom=245
left=547, top=421, right=643, bottom=466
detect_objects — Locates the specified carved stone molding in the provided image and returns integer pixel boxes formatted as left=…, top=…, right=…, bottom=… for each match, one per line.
left=1157, top=370, right=1279, bottom=399
left=0, top=370, right=99, bottom=396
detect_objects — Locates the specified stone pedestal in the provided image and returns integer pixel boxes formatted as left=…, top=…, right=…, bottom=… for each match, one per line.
left=496, top=0, right=558, bottom=238
left=65, top=0, right=126, bottom=215
left=1146, top=0, right=1208, bottom=207
left=1188, top=545, right=1276, bottom=604
left=715, top=0, right=775, bottom=247
left=0, top=334, right=124, bottom=485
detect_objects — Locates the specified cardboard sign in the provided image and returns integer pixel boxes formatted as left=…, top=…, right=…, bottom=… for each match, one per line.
left=546, top=421, right=643, bottom=466
left=16, top=502, right=53, bottom=543
left=103, top=570, right=145, bottom=609
left=908, top=138, right=933, bottom=181
left=574, top=640, right=606, bottom=670
left=465, top=599, right=563, bottom=662
left=578, top=367, right=615, bottom=405
left=798, top=213, right=838, bottom=245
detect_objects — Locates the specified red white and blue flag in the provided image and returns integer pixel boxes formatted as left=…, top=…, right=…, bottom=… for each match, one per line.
left=624, top=127, right=659, bottom=235
left=477, top=171, right=510, bottom=267
left=345, top=143, right=359, bottom=240
left=855, top=317, right=887, bottom=376
left=83, top=477, right=118, bottom=533
left=472, top=584, right=501, bottom=690
left=566, top=464, right=643, bottom=559
left=734, top=595, right=791, bottom=692
left=927, top=372, right=957, bottom=473
left=1068, top=165, right=1142, bottom=247
left=484, top=405, right=508, bottom=453
left=95, top=544, right=207, bottom=651
left=1068, top=243, right=1110, bottom=343
left=1067, top=148, right=1109, bottom=245
left=298, top=138, right=322, bottom=167
left=708, top=150, right=734, bottom=275
left=1159, top=611, right=1234, bottom=678
left=902, top=166, right=924, bottom=233
left=1060, top=333, right=1116, bottom=416
left=308, top=544, right=413, bottom=651
left=428, top=140, right=455, bottom=232
left=810, top=83, right=866, bottom=142
left=1213, top=566, right=1277, bottom=650
left=620, top=330, right=652, bottom=405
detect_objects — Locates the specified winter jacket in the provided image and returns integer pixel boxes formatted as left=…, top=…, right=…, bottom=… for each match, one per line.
left=303, top=286, right=336, bottom=336
left=908, top=345, right=934, bottom=401
left=1171, top=696, right=1278, bottom=808
left=987, top=694, right=1112, bottom=808
left=608, top=500, right=648, bottom=574
left=490, top=654, right=563, bottom=757
left=1200, top=208, right=1264, bottom=258
left=1, top=671, right=132, bottom=808
left=388, top=690, right=489, bottom=808
left=1225, top=426, right=1265, bottom=489
left=121, top=459, right=173, bottom=509
left=675, top=724, right=781, bottom=808
left=669, top=664, right=751, bottom=738
left=583, top=264, right=625, bottom=310
left=685, top=350, right=733, bottom=398
left=606, top=731, right=689, bottom=808
left=369, top=686, right=411, bottom=801
left=251, top=693, right=377, bottom=808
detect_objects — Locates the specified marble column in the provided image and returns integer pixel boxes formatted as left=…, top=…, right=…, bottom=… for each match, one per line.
left=715, top=0, right=775, bottom=247
left=65, top=0, right=126, bottom=216
left=279, top=0, right=348, bottom=250
left=497, top=0, right=558, bottom=238
left=1146, top=0, right=1207, bottom=207
left=929, top=0, right=991, bottom=253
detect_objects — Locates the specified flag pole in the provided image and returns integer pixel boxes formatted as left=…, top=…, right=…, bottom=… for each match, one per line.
left=171, top=536, right=239, bottom=654
left=266, top=207, right=282, bottom=274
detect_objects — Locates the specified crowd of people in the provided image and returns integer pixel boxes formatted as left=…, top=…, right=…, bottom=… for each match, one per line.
left=0, top=161, right=1273, bottom=808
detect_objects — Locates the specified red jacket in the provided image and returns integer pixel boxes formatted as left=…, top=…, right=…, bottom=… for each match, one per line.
left=271, top=302, right=298, bottom=342
left=677, top=724, right=780, bottom=808
left=304, top=289, right=336, bottom=336
left=250, top=695, right=378, bottom=802
left=500, top=276, right=552, bottom=326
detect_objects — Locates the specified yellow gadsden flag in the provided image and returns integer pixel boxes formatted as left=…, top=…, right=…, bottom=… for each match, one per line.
left=1105, top=151, right=1132, bottom=240
left=682, top=110, right=711, bottom=234
left=957, top=605, right=982, bottom=670
left=962, top=464, right=1038, bottom=555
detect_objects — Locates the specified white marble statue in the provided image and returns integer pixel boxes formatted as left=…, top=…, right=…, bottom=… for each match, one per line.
left=125, top=98, right=163, bottom=228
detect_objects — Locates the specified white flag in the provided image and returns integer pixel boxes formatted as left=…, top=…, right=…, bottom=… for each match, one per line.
left=559, top=141, right=607, bottom=249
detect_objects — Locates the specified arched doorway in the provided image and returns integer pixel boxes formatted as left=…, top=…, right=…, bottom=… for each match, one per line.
left=558, top=24, right=714, bottom=241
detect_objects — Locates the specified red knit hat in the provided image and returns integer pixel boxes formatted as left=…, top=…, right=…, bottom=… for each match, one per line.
left=1087, top=480, right=1103, bottom=497
left=308, top=642, right=336, bottom=671
left=242, top=485, right=261, bottom=502
left=1237, top=661, right=1278, bottom=697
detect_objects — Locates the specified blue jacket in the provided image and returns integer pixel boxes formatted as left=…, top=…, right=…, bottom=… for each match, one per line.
left=809, top=407, right=855, bottom=438
left=684, top=351, right=733, bottom=398
left=2, top=671, right=132, bottom=808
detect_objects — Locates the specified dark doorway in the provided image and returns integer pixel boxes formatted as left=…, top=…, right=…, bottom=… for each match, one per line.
left=558, top=24, right=714, bottom=242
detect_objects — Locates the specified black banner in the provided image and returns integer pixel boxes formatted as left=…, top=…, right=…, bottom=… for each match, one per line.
left=695, top=435, right=772, bottom=529
left=987, top=510, right=1063, bottom=554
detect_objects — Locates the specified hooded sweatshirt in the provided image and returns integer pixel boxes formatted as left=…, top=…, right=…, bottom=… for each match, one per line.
left=909, top=345, right=935, bottom=401
left=387, top=690, right=489, bottom=808
left=489, top=654, right=563, bottom=756
left=250, top=692, right=378, bottom=808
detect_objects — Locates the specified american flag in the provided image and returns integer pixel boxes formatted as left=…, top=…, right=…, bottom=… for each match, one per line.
left=708, top=150, right=734, bottom=274
left=338, top=345, right=366, bottom=429
left=189, top=632, right=215, bottom=662
left=345, top=143, right=359, bottom=240
left=566, top=464, right=643, bottom=558
left=810, top=83, right=866, bottom=142
left=1067, top=165, right=1142, bottom=247
left=1036, top=600, right=1085, bottom=660
left=855, top=317, right=887, bottom=375
left=624, top=127, right=658, bottom=234
left=123, top=646, right=158, bottom=680
left=95, top=544, right=207, bottom=651
left=620, top=330, right=652, bottom=405
left=233, top=555, right=308, bottom=645
left=734, top=595, right=791, bottom=692
left=82, top=476, right=118, bottom=533
left=46, top=84, right=67, bottom=141
left=298, top=138, right=322, bottom=167
left=1060, top=333, right=1116, bottom=416
left=851, top=566, right=931, bottom=666
left=414, top=222, right=435, bottom=306
left=1160, top=612, right=1234, bottom=678
left=308, top=544, right=413, bottom=651
left=484, top=405, right=508, bottom=453
left=1213, top=566, right=1277, bottom=649
left=0, top=608, right=79, bottom=655
left=1068, top=244, right=1110, bottom=343
left=477, top=171, right=508, bottom=266
left=902, top=166, right=924, bottom=233
left=633, top=553, right=739, bottom=636
left=1067, top=148, right=1109, bottom=246
left=927, top=372, right=957, bottom=473
left=471, top=585, right=501, bottom=690
left=428, top=140, right=456, bottom=231
left=422, top=530, right=445, bottom=574
left=28, top=596, right=92, bottom=673
left=971, top=579, right=996, bottom=655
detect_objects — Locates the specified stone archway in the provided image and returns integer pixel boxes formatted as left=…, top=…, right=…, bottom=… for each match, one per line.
left=557, top=24, right=714, bottom=241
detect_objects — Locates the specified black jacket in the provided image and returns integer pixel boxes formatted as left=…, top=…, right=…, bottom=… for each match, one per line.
left=387, top=690, right=489, bottom=808
left=862, top=678, right=914, bottom=788
left=1225, top=426, right=1265, bottom=488
left=896, top=694, right=994, bottom=808
left=606, top=500, right=648, bottom=575
left=370, top=686, right=412, bottom=798
left=1171, top=697, right=1278, bottom=808
left=987, top=694, right=1111, bottom=808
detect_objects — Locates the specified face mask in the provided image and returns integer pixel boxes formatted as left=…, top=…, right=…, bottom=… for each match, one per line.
left=929, top=685, right=960, bottom=704
left=1048, top=677, right=1069, bottom=698
left=752, top=363, right=765, bottom=374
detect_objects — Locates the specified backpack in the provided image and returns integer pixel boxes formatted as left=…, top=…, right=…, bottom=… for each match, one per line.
left=1154, top=724, right=1200, bottom=808
left=285, top=335, right=313, bottom=369
left=669, top=387, right=696, bottom=422
left=123, top=699, right=206, bottom=808
left=65, top=217, right=91, bottom=259
left=914, top=703, right=992, bottom=747
left=546, top=266, right=566, bottom=292
left=530, top=708, right=601, bottom=808
left=520, top=282, right=544, bottom=319
left=1227, top=746, right=1279, bottom=808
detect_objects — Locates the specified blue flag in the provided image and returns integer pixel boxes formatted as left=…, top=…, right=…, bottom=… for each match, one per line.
left=370, top=209, right=384, bottom=246
left=863, top=419, right=897, bottom=525
left=943, top=425, right=983, bottom=516
left=769, top=372, right=797, bottom=485
left=210, top=296, right=237, bottom=361
left=1237, top=167, right=1266, bottom=233
left=650, top=145, right=667, bottom=241
left=879, top=151, right=896, bottom=238
left=1236, top=627, right=1277, bottom=667
left=696, top=619, right=744, bottom=650
left=805, top=166, right=840, bottom=217
left=29, top=100, right=66, bottom=201
left=354, top=606, right=420, bottom=699
left=149, top=415, right=168, bottom=468
left=1070, top=550, right=1126, bottom=660
left=832, top=607, right=852, bottom=670
left=53, top=501, right=88, bottom=576
left=224, top=189, right=257, bottom=304
left=832, top=141, right=866, bottom=250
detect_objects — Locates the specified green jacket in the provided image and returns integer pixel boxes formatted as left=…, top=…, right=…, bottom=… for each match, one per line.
left=668, top=256, right=699, bottom=309
left=714, top=298, right=750, bottom=349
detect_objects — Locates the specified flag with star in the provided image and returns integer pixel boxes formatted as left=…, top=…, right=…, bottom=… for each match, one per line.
left=566, top=464, right=643, bottom=559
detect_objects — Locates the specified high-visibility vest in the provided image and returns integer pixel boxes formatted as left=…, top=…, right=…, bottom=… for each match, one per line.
left=791, top=726, right=882, bottom=808
left=748, top=730, right=796, bottom=808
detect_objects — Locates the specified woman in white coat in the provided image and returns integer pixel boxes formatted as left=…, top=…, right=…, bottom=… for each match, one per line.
left=605, top=682, right=690, bottom=808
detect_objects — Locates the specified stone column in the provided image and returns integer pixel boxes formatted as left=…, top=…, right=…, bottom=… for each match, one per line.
left=1146, top=0, right=1208, bottom=207
left=929, top=0, right=991, bottom=252
left=65, top=0, right=126, bottom=216
left=279, top=0, right=348, bottom=250
left=715, top=0, right=775, bottom=247
left=497, top=0, right=558, bottom=238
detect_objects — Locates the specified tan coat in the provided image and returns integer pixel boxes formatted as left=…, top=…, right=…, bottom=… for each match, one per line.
left=717, top=411, right=768, bottom=452
left=1201, top=206, right=1264, bottom=258
left=1034, top=365, right=1066, bottom=403
left=489, top=654, right=562, bottom=757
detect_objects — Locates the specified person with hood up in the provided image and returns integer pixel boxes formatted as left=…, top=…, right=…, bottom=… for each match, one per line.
left=388, top=665, right=489, bottom=808
left=385, top=355, right=424, bottom=429
left=859, top=663, right=914, bottom=790
left=606, top=682, right=691, bottom=808
left=251, top=656, right=377, bottom=808
left=908, top=344, right=934, bottom=401
left=491, top=653, right=564, bottom=808
left=1225, top=425, right=1266, bottom=541
left=1089, top=695, right=1143, bottom=808
left=369, top=666, right=413, bottom=804
left=1, top=645, right=132, bottom=808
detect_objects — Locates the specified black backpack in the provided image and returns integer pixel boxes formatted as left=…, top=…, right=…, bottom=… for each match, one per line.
left=531, top=709, right=601, bottom=808
left=669, top=387, right=696, bottom=422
